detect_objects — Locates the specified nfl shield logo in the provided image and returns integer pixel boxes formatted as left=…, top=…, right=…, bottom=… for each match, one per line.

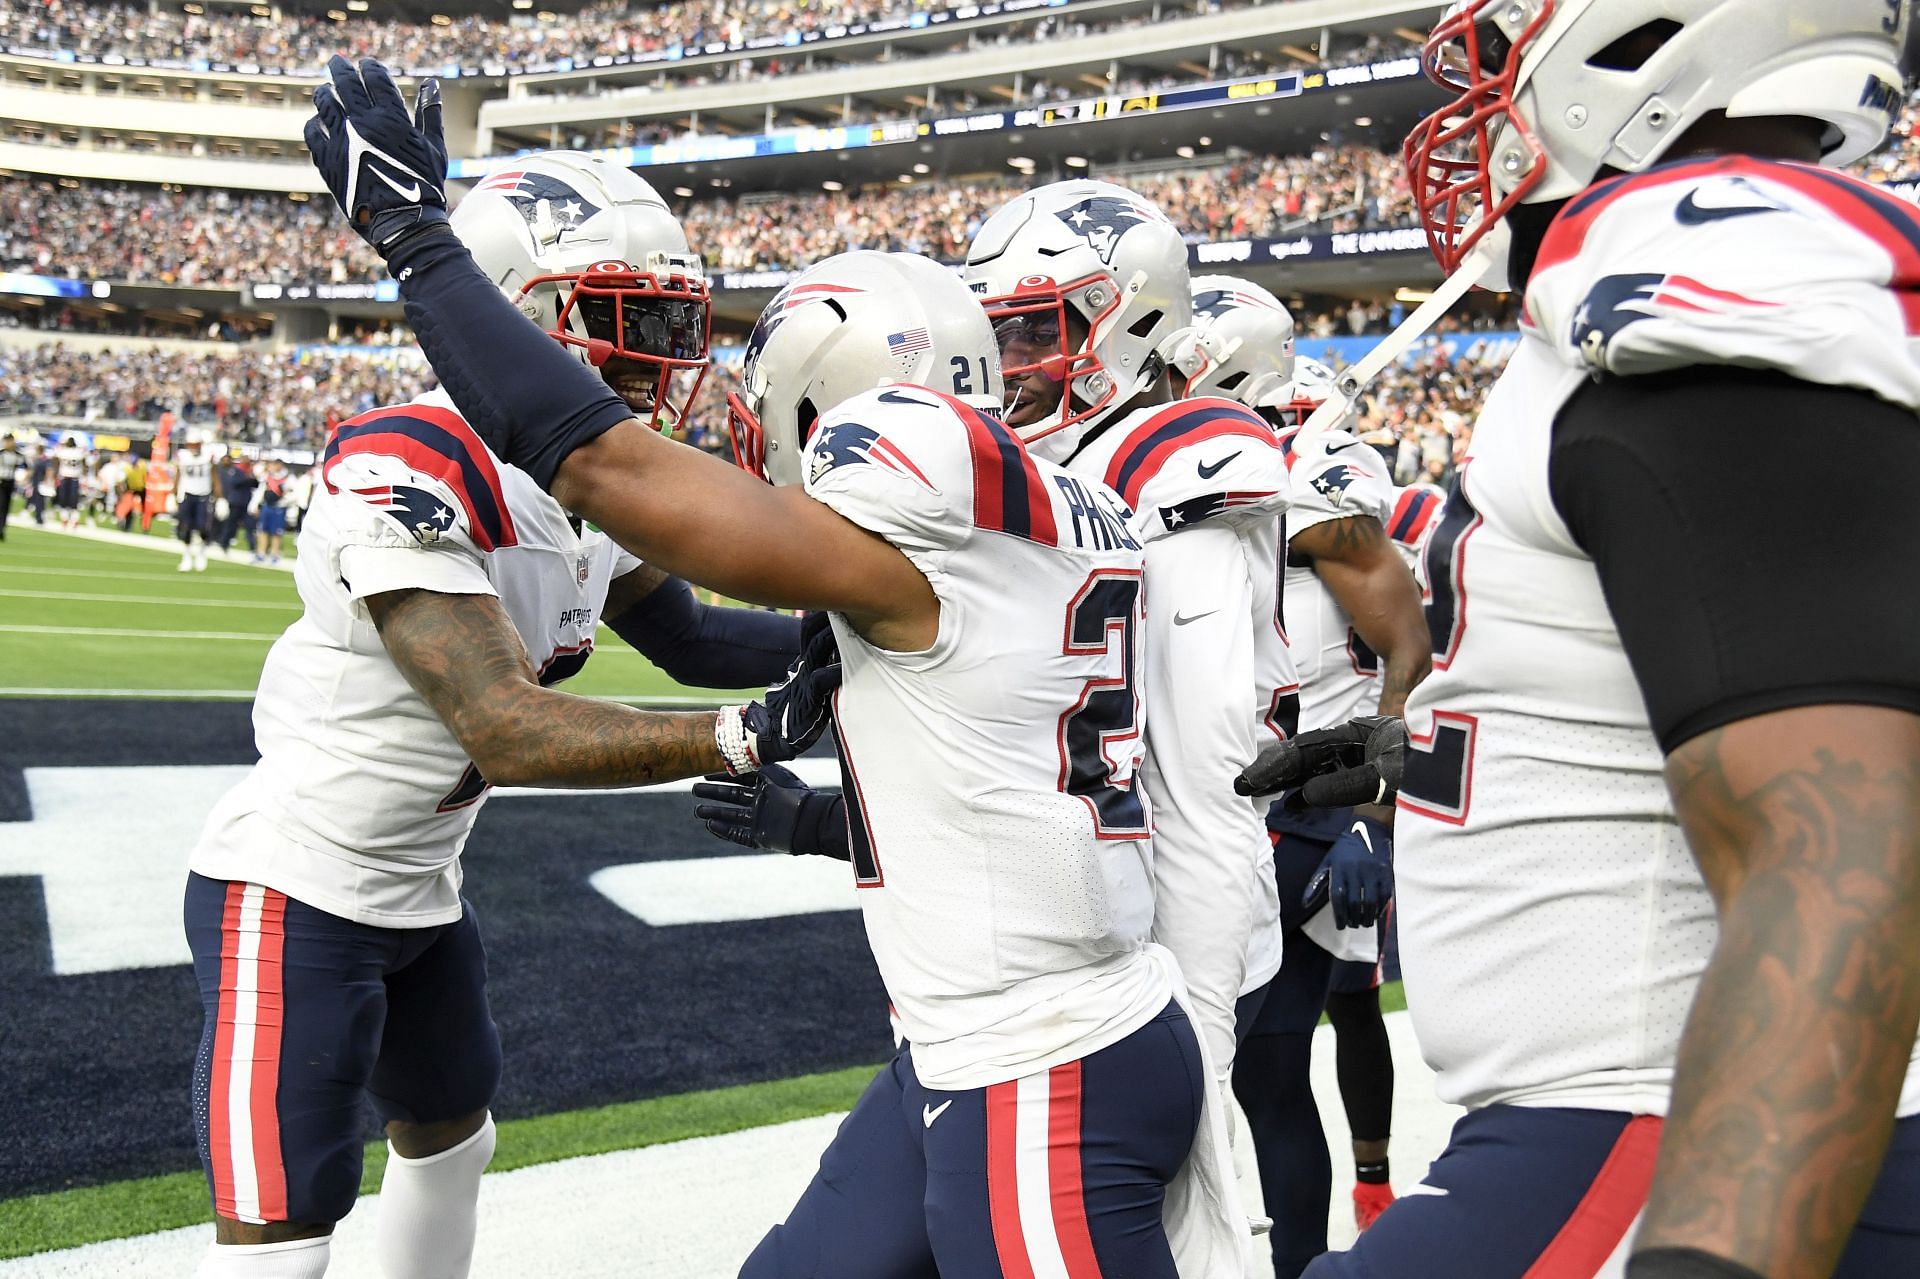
left=577, top=554, right=591, bottom=586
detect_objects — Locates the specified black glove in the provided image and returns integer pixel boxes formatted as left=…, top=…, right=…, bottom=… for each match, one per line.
left=1236, top=715, right=1407, bottom=807
left=304, top=55, right=450, bottom=259
left=692, top=764, right=850, bottom=860
left=747, top=612, right=841, bottom=765
left=1303, top=815, right=1394, bottom=930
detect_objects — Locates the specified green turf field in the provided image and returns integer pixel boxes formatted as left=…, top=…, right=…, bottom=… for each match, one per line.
left=0, top=523, right=754, bottom=703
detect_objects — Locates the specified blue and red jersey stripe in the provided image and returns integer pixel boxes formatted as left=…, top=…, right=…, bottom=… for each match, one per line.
left=1103, top=400, right=1277, bottom=509
left=1388, top=487, right=1442, bottom=548
left=323, top=404, right=518, bottom=551
left=951, top=399, right=1060, bottom=546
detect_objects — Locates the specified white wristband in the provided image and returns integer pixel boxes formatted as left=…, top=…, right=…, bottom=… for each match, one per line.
left=713, top=705, right=758, bottom=776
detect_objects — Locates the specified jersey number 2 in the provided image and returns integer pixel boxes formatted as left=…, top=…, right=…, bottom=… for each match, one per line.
left=1060, top=571, right=1148, bottom=839
left=1399, top=479, right=1481, bottom=824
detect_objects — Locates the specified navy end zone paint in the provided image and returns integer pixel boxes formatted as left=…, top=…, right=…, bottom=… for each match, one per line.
left=0, top=699, right=889, bottom=1198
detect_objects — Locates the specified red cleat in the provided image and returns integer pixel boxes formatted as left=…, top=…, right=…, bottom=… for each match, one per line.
left=1353, top=1180, right=1395, bottom=1233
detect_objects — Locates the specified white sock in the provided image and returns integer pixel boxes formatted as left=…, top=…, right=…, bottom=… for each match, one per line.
left=193, top=1236, right=330, bottom=1278
left=374, top=1114, right=496, bottom=1279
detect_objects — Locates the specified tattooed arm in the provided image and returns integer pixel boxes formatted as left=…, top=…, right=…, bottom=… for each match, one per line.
left=1289, top=514, right=1430, bottom=719
left=1634, top=705, right=1920, bottom=1279
left=367, top=586, right=724, bottom=788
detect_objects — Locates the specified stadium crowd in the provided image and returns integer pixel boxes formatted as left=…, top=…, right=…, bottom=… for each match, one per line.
left=0, top=293, right=1514, bottom=463
left=0, top=178, right=378, bottom=287
left=15, top=120, right=1920, bottom=287
left=1, top=146, right=1414, bottom=286
left=0, top=342, right=419, bottom=449
left=0, top=0, right=1396, bottom=80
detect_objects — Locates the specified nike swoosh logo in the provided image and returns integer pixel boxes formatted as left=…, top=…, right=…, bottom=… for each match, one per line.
left=1173, top=609, right=1217, bottom=626
left=1676, top=190, right=1779, bottom=225
left=1197, top=452, right=1241, bottom=479
left=1401, top=1183, right=1450, bottom=1199
left=922, top=1100, right=953, bottom=1127
left=1350, top=821, right=1374, bottom=855
left=367, top=164, right=421, bottom=202
left=878, top=389, right=927, bottom=406
left=1325, top=440, right=1361, bottom=454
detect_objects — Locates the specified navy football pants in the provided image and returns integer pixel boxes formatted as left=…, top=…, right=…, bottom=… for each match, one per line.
left=184, top=872, right=502, bottom=1226
left=1303, top=1107, right=1920, bottom=1278
left=742, top=1001, right=1203, bottom=1279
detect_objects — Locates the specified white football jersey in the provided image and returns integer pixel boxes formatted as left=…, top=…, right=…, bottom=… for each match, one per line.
left=189, top=389, right=641, bottom=928
left=806, top=385, right=1172, bottom=1091
left=1397, top=156, right=1920, bottom=1116
left=1060, top=396, right=1296, bottom=1062
left=1277, top=427, right=1397, bottom=734
left=175, top=451, right=215, bottom=497
left=54, top=444, right=84, bottom=480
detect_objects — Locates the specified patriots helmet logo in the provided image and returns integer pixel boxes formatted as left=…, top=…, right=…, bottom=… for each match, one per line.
left=354, top=484, right=460, bottom=546
left=1054, top=196, right=1154, bottom=266
left=471, top=170, right=603, bottom=233
left=1310, top=465, right=1363, bottom=504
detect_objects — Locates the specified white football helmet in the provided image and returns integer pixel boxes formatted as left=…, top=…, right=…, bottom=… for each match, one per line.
left=1167, top=276, right=1298, bottom=409
left=1276, top=357, right=1340, bottom=429
left=452, top=151, right=711, bottom=430
left=963, top=179, right=1191, bottom=460
left=726, top=252, right=1004, bottom=487
left=1407, top=0, right=1916, bottom=287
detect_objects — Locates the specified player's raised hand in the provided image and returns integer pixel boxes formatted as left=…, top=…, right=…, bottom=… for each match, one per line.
left=1235, top=714, right=1407, bottom=807
left=304, top=55, right=449, bottom=258
left=691, top=765, right=850, bottom=860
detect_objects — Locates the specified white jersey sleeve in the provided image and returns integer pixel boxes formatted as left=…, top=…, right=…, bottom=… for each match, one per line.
left=318, top=403, right=513, bottom=602
left=1527, top=156, right=1920, bottom=409
left=1281, top=428, right=1395, bottom=536
left=1100, top=397, right=1290, bottom=545
left=801, top=387, right=972, bottom=569
left=1136, top=522, right=1260, bottom=1083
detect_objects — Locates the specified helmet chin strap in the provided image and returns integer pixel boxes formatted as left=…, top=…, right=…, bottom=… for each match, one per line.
left=1300, top=240, right=1499, bottom=438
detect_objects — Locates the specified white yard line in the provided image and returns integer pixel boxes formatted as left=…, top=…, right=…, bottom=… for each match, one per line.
left=0, top=687, right=735, bottom=704
left=0, top=626, right=280, bottom=642
left=0, top=588, right=298, bottom=609
left=0, top=566, right=292, bottom=587
left=0, top=1015, right=1462, bottom=1279
left=7, top=523, right=297, bottom=571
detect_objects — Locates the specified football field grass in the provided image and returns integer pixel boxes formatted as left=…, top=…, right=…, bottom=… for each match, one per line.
left=0, top=523, right=752, bottom=703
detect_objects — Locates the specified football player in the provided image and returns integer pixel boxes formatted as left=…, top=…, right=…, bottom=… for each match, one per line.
left=1171, top=281, right=1430, bottom=1273
left=303, top=63, right=1249, bottom=1277
left=962, top=183, right=1295, bottom=1123
left=173, top=432, right=224, bottom=571
left=51, top=432, right=85, bottom=531
left=1245, top=4, right=1920, bottom=1278
left=182, top=150, right=819, bottom=1279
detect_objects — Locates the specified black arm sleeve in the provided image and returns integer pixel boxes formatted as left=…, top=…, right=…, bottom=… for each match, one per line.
left=1549, top=367, right=1920, bottom=753
left=388, top=226, right=634, bottom=490
left=604, top=575, right=804, bottom=689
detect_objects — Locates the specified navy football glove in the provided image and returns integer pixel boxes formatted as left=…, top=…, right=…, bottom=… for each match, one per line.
left=304, top=55, right=449, bottom=259
left=691, top=764, right=850, bottom=860
left=1302, top=815, right=1394, bottom=930
left=715, top=614, right=841, bottom=774
left=1237, top=714, right=1407, bottom=807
